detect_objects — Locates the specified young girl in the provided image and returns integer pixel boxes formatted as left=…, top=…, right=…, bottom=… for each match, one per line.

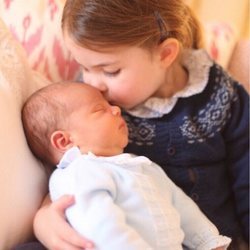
left=25, top=0, right=249, bottom=249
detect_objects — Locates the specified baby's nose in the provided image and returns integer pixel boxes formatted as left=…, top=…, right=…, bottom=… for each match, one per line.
left=111, top=105, right=121, bottom=116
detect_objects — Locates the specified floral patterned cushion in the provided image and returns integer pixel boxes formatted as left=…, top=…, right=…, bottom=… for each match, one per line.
left=0, top=0, right=236, bottom=83
left=204, top=21, right=236, bottom=68
left=0, top=0, right=80, bottom=82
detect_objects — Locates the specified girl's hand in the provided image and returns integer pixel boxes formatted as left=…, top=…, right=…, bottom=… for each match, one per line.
left=33, top=194, right=94, bottom=250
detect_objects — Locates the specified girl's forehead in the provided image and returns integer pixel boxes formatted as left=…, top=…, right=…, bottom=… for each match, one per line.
left=65, top=34, right=150, bottom=65
left=70, top=44, right=151, bottom=69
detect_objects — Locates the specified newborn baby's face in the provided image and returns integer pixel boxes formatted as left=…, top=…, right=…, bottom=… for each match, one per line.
left=66, top=83, right=128, bottom=156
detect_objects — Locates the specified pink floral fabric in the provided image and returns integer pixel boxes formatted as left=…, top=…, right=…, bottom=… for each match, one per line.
left=0, top=0, right=80, bottom=82
left=0, top=1, right=236, bottom=82
left=204, top=21, right=236, bottom=68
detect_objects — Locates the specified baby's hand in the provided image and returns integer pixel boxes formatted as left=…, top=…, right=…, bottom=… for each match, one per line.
left=34, top=194, right=94, bottom=250
left=212, top=247, right=225, bottom=250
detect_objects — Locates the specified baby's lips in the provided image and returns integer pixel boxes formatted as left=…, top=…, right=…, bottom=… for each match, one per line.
left=119, top=119, right=127, bottom=130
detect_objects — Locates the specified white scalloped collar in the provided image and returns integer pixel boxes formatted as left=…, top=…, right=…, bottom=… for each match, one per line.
left=125, top=49, right=213, bottom=118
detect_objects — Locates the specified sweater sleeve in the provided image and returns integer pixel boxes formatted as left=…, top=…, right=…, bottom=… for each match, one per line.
left=58, top=160, right=152, bottom=250
left=148, top=162, right=231, bottom=249
left=223, top=82, right=249, bottom=242
left=163, top=170, right=231, bottom=249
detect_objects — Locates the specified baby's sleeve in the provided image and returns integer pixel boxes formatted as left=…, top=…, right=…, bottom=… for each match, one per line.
left=153, top=163, right=231, bottom=249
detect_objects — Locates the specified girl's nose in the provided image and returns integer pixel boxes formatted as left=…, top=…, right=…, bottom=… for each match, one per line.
left=88, top=81, right=107, bottom=92
left=111, top=105, right=121, bottom=116
left=94, top=82, right=108, bottom=92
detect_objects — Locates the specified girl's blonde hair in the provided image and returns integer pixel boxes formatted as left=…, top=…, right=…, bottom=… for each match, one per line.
left=62, top=0, right=203, bottom=51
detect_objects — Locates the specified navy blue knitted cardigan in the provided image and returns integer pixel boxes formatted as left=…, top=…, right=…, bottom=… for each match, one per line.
left=124, top=63, right=249, bottom=242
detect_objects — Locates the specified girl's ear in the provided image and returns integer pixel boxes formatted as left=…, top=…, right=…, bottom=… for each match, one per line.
left=157, top=38, right=180, bottom=67
left=50, top=130, right=73, bottom=152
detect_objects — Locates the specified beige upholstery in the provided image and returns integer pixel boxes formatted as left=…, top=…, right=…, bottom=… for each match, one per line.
left=0, top=19, right=48, bottom=250
left=188, top=0, right=249, bottom=39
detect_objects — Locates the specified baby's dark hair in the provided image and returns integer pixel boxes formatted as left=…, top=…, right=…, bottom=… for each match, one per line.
left=22, top=83, right=69, bottom=168
left=62, top=0, right=203, bottom=51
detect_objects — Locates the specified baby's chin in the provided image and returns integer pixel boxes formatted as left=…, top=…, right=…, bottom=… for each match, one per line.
left=111, top=145, right=127, bottom=156
left=120, top=135, right=129, bottom=150
left=112, top=143, right=128, bottom=156
left=91, top=145, right=126, bottom=157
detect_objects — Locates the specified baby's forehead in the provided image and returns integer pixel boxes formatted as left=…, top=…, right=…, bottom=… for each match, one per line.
left=68, top=82, right=100, bottom=94
left=77, top=84, right=104, bottom=100
left=66, top=83, right=105, bottom=106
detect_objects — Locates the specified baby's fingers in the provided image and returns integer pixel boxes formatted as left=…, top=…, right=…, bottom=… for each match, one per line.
left=49, top=238, right=91, bottom=250
left=51, top=195, right=76, bottom=215
left=56, top=219, right=94, bottom=250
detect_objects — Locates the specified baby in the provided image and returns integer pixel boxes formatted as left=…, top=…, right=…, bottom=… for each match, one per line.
left=22, top=82, right=231, bottom=250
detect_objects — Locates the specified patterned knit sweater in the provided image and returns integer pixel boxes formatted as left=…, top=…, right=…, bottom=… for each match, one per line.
left=123, top=49, right=249, bottom=241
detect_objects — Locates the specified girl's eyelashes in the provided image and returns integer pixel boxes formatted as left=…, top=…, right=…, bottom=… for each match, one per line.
left=104, top=69, right=121, bottom=77
left=81, top=66, right=89, bottom=72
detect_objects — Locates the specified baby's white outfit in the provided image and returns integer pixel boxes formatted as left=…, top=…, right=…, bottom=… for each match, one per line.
left=49, top=147, right=231, bottom=250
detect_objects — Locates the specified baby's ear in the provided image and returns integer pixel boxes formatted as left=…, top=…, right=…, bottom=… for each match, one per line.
left=50, top=130, right=73, bottom=152
left=158, top=38, right=180, bottom=67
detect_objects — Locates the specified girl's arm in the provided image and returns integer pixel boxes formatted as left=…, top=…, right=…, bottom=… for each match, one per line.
left=223, top=83, right=249, bottom=241
left=33, top=194, right=94, bottom=250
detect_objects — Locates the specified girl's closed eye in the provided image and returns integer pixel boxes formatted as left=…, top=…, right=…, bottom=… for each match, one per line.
left=104, top=69, right=121, bottom=77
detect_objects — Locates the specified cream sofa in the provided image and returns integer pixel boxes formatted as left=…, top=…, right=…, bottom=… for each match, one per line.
left=0, top=1, right=249, bottom=249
